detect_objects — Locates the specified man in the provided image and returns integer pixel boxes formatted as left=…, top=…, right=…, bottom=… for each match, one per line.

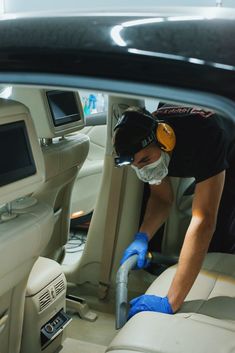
left=113, top=104, right=235, bottom=318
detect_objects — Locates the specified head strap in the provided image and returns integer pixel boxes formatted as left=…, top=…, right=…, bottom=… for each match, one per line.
left=114, top=110, right=158, bottom=156
left=114, top=110, right=157, bottom=132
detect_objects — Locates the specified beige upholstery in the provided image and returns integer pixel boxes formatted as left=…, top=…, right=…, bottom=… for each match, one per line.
left=10, top=87, right=90, bottom=262
left=0, top=99, right=54, bottom=353
left=107, top=253, right=235, bottom=353
left=35, top=134, right=89, bottom=262
left=11, top=87, right=85, bottom=138
left=0, top=99, right=44, bottom=204
left=21, top=257, right=67, bottom=353
left=25, top=256, right=65, bottom=296
left=66, top=96, right=145, bottom=286
left=162, top=177, right=194, bottom=257
left=70, top=125, right=106, bottom=216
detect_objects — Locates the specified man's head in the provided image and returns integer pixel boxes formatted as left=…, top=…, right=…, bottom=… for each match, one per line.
left=113, top=106, right=160, bottom=167
left=113, top=106, right=176, bottom=185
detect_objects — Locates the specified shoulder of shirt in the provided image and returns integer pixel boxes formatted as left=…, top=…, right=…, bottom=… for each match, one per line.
left=152, top=104, right=215, bottom=119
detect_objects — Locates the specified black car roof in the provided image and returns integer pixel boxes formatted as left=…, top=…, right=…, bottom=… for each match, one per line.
left=1, top=8, right=235, bottom=100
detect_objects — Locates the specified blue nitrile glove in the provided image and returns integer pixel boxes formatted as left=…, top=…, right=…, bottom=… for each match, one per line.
left=120, top=232, right=149, bottom=269
left=128, top=294, right=173, bottom=319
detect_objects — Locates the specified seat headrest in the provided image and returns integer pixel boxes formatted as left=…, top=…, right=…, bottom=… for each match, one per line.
left=11, top=87, right=85, bottom=138
left=0, top=98, right=45, bottom=204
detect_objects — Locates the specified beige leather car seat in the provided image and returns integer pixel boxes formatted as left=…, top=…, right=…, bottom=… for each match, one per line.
left=107, top=253, right=235, bottom=353
left=70, top=124, right=106, bottom=217
left=11, top=88, right=90, bottom=262
left=0, top=99, right=54, bottom=353
left=162, top=177, right=194, bottom=256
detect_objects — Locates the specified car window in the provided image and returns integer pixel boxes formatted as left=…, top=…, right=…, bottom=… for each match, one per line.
left=145, top=98, right=159, bottom=113
left=80, top=90, right=107, bottom=115
left=79, top=90, right=108, bottom=126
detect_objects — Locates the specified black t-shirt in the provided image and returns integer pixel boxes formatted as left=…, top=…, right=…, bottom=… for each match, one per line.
left=153, top=105, right=235, bottom=183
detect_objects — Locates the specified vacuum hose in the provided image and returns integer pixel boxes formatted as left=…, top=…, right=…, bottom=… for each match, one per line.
left=115, top=252, right=178, bottom=329
left=115, top=254, right=138, bottom=329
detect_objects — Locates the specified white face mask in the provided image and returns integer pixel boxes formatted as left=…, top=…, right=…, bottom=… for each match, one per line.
left=131, top=151, right=170, bottom=185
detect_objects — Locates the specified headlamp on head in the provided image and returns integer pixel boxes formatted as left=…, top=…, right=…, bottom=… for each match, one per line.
left=114, top=155, right=134, bottom=167
left=113, top=108, right=176, bottom=167
left=113, top=110, right=157, bottom=167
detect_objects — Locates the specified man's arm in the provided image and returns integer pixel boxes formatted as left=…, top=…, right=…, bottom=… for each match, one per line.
left=167, top=171, right=225, bottom=312
left=139, top=177, right=174, bottom=239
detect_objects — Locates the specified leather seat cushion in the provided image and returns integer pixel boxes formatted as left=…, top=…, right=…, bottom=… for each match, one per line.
left=107, top=253, right=235, bottom=353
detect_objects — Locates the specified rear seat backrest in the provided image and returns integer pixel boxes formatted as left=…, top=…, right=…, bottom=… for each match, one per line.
left=0, top=98, right=54, bottom=353
left=161, top=177, right=194, bottom=256
left=11, top=88, right=90, bottom=262
left=70, top=124, right=107, bottom=216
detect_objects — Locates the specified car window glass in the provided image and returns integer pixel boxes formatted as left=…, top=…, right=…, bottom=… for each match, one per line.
left=79, top=89, right=108, bottom=126
left=79, top=90, right=107, bottom=116
left=145, top=98, right=159, bottom=112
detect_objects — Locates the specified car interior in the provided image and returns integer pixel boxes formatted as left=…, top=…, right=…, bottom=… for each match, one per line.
left=0, top=84, right=235, bottom=353
left=69, top=95, right=107, bottom=229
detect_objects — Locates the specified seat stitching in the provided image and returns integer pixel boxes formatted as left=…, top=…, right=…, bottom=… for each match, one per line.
left=189, top=315, right=235, bottom=333
left=90, top=141, right=106, bottom=148
left=107, top=345, right=162, bottom=353
left=207, top=273, right=220, bottom=300
left=203, top=254, right=235, bottom=278
left=181, top=275, right=219, bottom=316
left=203, top=253, right=224, bottom=272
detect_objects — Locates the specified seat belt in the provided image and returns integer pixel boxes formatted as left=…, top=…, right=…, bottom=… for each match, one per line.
left=98, top=165, right=125, bottom=300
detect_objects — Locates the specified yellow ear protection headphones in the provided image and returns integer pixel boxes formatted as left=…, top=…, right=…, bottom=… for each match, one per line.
left=114, top=110, right=176, bottom=154
left=113, top=110, right=176, bottom=166
left=156, top=122, right=176, bottom=152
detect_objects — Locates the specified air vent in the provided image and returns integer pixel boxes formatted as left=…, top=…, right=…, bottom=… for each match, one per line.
left=54, top=278, right=65, bottom=296
left=39, top=290, right=52, bottom=312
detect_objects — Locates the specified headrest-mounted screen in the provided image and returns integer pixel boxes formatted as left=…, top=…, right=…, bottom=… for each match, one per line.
left=0, top=121, right=36, bottom=186
left=46, top=90, right=82, bottom=127
left=0, top=99, right=45, bottom=204
left=10, top=88, right=85, bottom=138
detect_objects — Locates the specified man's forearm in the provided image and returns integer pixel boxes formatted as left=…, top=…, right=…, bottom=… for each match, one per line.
left=167, top=216, right=215, bottom=312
